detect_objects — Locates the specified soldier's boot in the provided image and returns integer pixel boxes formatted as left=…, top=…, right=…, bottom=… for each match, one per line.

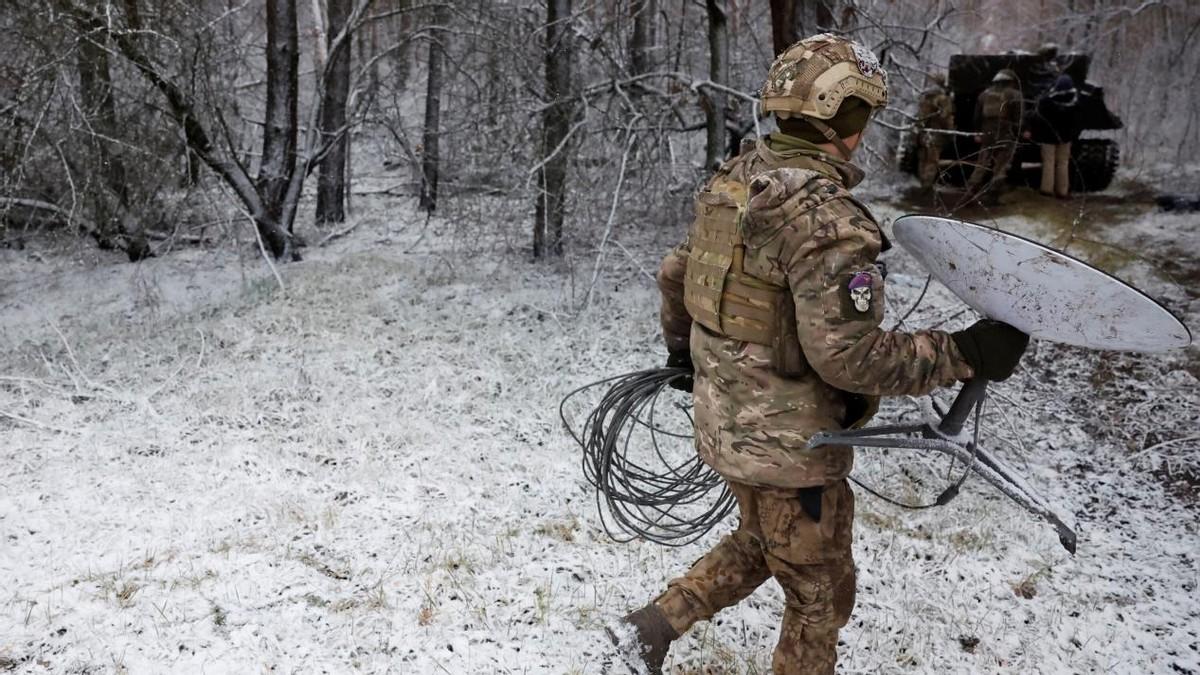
left=606, top=602, right=679, bottom=674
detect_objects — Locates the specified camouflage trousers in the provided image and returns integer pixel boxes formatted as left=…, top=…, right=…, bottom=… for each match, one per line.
left=918, top=132, right=945, bottom=188
left=655, top=480, right=856, bottom=675
left=965, top=137, right=1018, bottom=200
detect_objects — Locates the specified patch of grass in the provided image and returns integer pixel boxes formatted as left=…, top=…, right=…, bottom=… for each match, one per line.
left=114, top=581, right=139, bottom=607
left=363, top=581, right=391, bottom=611
left=1012, top=564, right=1053, bottom=600
left=946, top=527, right=993, bottom=552
left=211, top=603, right=227, bottom=627
left=297, top=552, right=351, bottom=580
left=330, top=598, right=359, bottom=613
left=534, top=517, right=579, bottom=543
left=684, top=624, right=765, bottom=674
left=533, top=585, right=551, bottom=624
left=417, top=603, right=435, bottom=626
left=439, top=551, right=475, bottom=574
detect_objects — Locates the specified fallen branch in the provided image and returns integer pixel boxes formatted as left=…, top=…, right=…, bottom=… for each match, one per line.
left=318, top=219, right=365, bottom=246
left=0, top=409, right=78, bottom=435
left=0, top=197, right=99, bottom=236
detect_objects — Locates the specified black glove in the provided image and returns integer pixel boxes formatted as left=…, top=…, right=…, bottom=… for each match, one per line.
left=666, top=350, right=694, bottom=393
left=951, top=319, right=1030, bottom=381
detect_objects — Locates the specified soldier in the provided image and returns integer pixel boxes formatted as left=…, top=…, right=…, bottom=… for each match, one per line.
left=610, top=35, right=1029, bottom=674
left=915, top=72, right=955, bottom=189
left=1030, top=43, right=1062, bottom=90
left=963, top=69, right=1023, bottom=205
left=1026, top=74, right=1082, bottom=198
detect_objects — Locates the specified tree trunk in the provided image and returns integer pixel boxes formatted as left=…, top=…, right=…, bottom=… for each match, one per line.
left=768, top=0, right=836, bottom=55
left=316, top=0, right=352, bottom=225
left=101, top=0, right=295, bottom=259
left=182, top=146, right=201, bottom=187
left=418, top=4, right=446, bottom=213
left=629, top=0, right=655, bottom=75
left=533, top=0, right=574, bottom=258
left=392, top=0, right=413, bottom=90
left=362, top=6, right=379, bottom=95
left=769, top=0, right=797, bottom=55
left=817, top=0, right=836, bottom=31
left=75, top=12, right=152, bottom=261
left=704, top=0, right=729, bottom=172
left=259, top=0, right=300, bottom=250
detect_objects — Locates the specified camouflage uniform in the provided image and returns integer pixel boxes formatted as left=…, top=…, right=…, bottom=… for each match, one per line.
left=653, top=135, right=974, bottom=673
left=915, top=78, right=954, bottom=188
left=964, top=74, right=1024, bottom=201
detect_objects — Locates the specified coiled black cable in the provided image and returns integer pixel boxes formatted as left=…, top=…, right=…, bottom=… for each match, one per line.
left=560, top=368, right=735, bottom=547
left=563, top=368, right=983, bottom=548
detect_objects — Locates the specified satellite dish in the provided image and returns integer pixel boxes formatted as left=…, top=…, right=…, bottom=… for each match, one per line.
left=892, top=215, right=1192, bottom=353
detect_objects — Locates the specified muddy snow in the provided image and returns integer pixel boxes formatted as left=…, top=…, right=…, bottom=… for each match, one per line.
left=1, top=177, right=1198, bottom=674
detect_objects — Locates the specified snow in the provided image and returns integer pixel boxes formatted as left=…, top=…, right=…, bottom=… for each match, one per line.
left=1, top=176, right=1198, bottom=674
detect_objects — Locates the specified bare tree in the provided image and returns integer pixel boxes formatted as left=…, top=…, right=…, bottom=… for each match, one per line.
left=705, top=0, right=729, bottom=171
left=317, top=0, right=353, bottom=225
left=52, top=0, right=380, bottom=259
left=418, top=4, right=447, bottom=213
left=6, top=0, right=1196, bottom=267
left=259, top=0, right=300, bottom=242
left=534, top=0, right=575, bottom=258
left=390, top=0, right=415, bottom=90
left=769, top=0, right=837, bottom=54
left=629, top=0, right=657, bottom=75
left=73, top=8, right=151, bottom=261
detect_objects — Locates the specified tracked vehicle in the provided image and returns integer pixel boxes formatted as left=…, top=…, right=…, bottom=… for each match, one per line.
left=899, top=53, right=1123, bottom=192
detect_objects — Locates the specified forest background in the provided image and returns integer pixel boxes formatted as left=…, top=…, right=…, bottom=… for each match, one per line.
left=2, top=0, right=1198, bottom=262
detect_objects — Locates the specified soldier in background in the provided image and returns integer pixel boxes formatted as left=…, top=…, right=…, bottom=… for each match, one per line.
left=610, top=35, right=1029, bottom=675
left=1030, top=42, right=1062, bottom=90
left=915, top=72, right=955, bottom=190
left=964, top=69, right=1023, bottom=205
left=1026, top=74, right=1082, bottom=198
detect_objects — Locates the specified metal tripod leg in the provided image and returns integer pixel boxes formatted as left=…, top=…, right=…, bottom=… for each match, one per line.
left=807, top=379, right=1077, bottom=553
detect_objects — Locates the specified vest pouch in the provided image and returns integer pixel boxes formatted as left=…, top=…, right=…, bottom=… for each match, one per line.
left=684, top=190, right=743, bottom=336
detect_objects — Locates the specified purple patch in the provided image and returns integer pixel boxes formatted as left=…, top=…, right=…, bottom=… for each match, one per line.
left=848, top=271, right=873, bottom=290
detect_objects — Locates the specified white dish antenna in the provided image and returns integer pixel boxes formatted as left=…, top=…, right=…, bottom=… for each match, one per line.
left=892, top=215, right=1191, bottom=353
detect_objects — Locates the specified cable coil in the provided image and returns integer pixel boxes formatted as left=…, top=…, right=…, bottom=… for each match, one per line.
left=560, top=368, right=735, bottom=546
left=561, top=368, right=995, bottom=547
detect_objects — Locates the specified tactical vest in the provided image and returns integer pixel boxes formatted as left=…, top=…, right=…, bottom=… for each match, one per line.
left=682, top=171, right=807, bottom=376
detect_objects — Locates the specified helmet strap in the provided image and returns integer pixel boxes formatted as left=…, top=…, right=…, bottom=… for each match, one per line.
left=806, top=117, right=854, bottom=161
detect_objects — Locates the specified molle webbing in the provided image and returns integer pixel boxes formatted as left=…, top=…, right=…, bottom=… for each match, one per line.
left=683, top=188, right=786, bottom=346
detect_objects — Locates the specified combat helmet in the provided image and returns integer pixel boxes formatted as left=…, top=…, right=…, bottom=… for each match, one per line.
left=993, top=69, right=1018, bottom=83
left=761, top=34, right=888, bottom=157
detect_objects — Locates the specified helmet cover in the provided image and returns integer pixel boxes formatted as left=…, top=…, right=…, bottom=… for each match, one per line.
left=761, top=34, right=888, bottom=120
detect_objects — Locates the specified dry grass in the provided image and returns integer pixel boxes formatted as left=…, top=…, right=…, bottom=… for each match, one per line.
left=0, top=189, right=1197, bottom=672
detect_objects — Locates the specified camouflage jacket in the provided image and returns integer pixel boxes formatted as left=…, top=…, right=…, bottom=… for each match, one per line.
left=917, top=87, right=954, bottom=130
left=657, top=136, right=975, bottom=488
left=974, top=83, right=1023, bottom=140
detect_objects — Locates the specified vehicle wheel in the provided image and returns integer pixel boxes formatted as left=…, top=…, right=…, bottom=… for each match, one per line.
left=1070, top=138, right=1119, bottom=192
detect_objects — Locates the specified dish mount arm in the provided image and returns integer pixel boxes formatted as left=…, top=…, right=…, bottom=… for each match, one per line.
left=807, top=379, right=1077, bottom=554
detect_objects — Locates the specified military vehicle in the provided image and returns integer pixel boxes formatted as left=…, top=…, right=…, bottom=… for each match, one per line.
left=899, top=52, right=1123, bottom=192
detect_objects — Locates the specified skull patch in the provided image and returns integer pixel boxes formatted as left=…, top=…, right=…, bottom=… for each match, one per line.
left=848, top=271, right=874, bottom=313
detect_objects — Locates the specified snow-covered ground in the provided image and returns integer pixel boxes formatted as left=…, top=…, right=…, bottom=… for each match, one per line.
left=1, top=175, right=1198, bottom=674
